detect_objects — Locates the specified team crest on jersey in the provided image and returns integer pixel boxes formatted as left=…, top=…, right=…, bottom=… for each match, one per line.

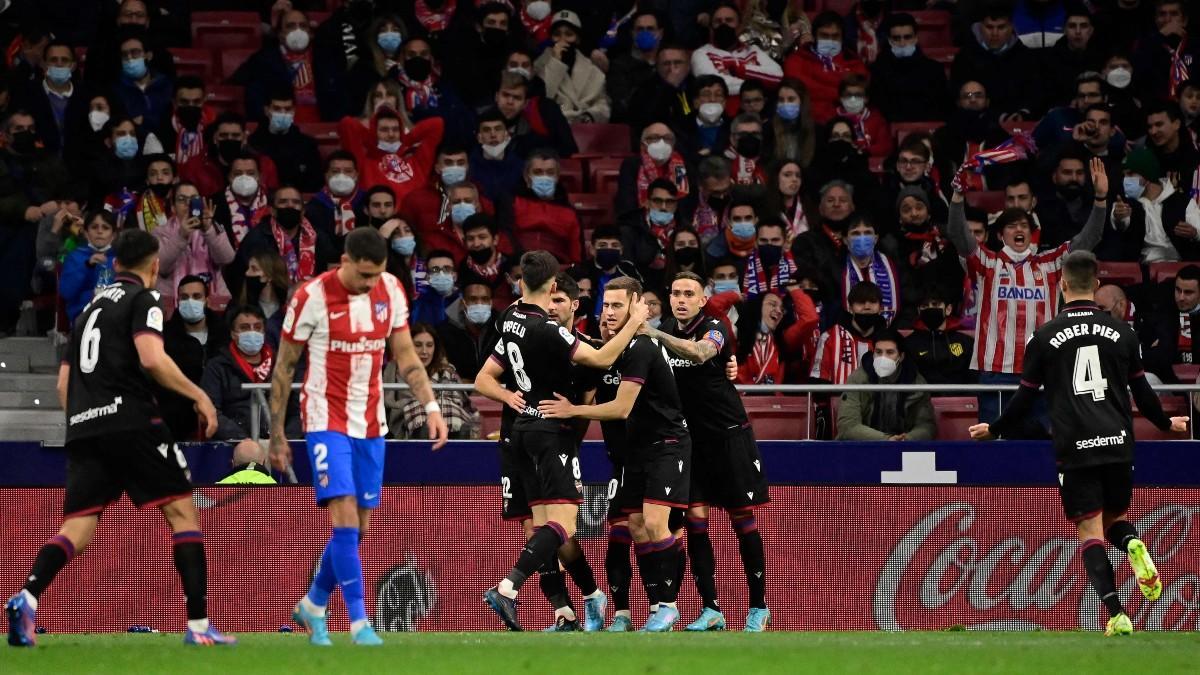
left=950, top=342, right=964, bottom=357
left=318, top=473, right=329, bottom=488
left=375, top=301, right=388, bottom=323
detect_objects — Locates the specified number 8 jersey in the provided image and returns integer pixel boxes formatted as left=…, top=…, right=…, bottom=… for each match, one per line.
left=65, top=274, right=166, bottom=442
left=1017, top=300, right=1144, bottom=469
left=489, top=301, right=579, bottom=432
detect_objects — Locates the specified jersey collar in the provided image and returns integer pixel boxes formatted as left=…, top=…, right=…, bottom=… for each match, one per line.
left=678, top=313, right=706, bottom=336
left=1061, top=300, right=1100, bottom=311
left=115, top=273, right=144, bottom=287
left=515, top=301, right=547, bottom=318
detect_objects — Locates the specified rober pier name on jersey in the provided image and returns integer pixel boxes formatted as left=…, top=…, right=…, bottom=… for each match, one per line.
left=1048, top=321, right=1122, bottom=349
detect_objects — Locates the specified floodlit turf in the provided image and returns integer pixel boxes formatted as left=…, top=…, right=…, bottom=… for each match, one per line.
left=6, top=631, right=1200, bottom=674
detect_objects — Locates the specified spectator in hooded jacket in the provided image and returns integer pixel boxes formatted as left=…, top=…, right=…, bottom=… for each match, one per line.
left=498, top=148, right=582, bottom=264
left=868, top=13, right=948, bottom=123
left=836, top=330, right=937, bottom=441
left=783, top=11, right=869, bottom=124
left=338, top=105, right=445, bottom=204
left=534, top=10, right=611, bottom=124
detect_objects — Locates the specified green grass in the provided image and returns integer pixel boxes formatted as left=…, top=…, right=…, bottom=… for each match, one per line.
left=6, top=631, right=1200, bottom=674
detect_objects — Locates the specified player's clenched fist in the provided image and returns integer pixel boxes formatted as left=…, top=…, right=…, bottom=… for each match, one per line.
left=968, top=423, right=994, bottom=440
left=269, top=434, right=292, bottom=472
left=1170, top=416, right=1189, bottom=433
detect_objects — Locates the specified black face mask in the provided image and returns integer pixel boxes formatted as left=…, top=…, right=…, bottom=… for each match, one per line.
left=919, top=307, right=946, bottom=330
left=735, top=135, right=762, bottom=158
left=148, top=183, right=172, bottom=199
left=482, top=27, right=507, bottom=48
left=852, top=312, right=885, bottom=335
left=825, top=214, right=851, bottom=232
left=176, top=105, right=202, bottom=130
left=468, top=247, right=494, bottom=264
left=707, top=194, right=729, bottom=213
left=757, top=244, right=782, bottom=269
left=825, top=139, right=857, bottom=165
left=275, top=207, right=302, bottom=229
left=244, top=276, right=265, bottom=301
left=713, top=24, right=739, bottom=51
left=404, top=56, right=432, bottom=81
left=1058, top=182, right=1085, bottom=200
left=217, top=139, right=242, bottom=164
left=674, top=246, right=700, bottom=266
left=575, top=295, right=594, bottom=317
left=10, top=130, right=36, bottom=154
left=561, top=44, right=577, bottom=68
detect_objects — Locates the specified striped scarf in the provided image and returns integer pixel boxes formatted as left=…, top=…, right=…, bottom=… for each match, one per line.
left=748, top=332, right=778, bottom=384
left=723, top=147, right=765, bottom=185
left=835, top=106, right=874, bottom=153
left=271, top=216, right=317, bottom=283
left=225, top=187, right=269, bottom=246
left=844, top=253, right=900, bottom=324
left=282, top=46, right=316, bottom=105
left=743, top=249, right=797, bottom=298
left=395, top=68, right=439, bottom=113
left=1170, top=36, right=1191, bottom=99
left=636, top=150, right=689, bottom=206
left=172, top=114, right=205, bottom=164
left=414, top=0, right=457, bottom=33
left=320, top=187, right=358, bottom=237
left=782, top=198, right=809, bottom=239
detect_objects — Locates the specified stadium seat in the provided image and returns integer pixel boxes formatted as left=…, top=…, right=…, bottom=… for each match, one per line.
left=1134, top=397, right=1188, bottom=440
left=170, top=48, right=215, bottom=82
left=572, top=123, right=633, bottom=159
left=923, top=46, right=958, bottom=64
left=299, top=121, right=342, bottom=160
left=192, top=12, right=263, bottom=52
left=472, top=396, right=503, bottom=438
left=570, top=192, right=616, bottom=234
left=205, top=85, right=246, bottom=116
left=588, top=157, right=624, bottom=195
left=868, top=156, right=885, bottom=174
left=931, top=396, right=980, bottom=441
left=1096, top=262, right=1143, bottom=287
left=820, top=0, right=857, bottom=14
left=911, top=10, right=953, bottom=48
left=1150, top=261, right=1190, bottom=284
left=965, top=190, right=1005, bottom=213
left=742, top=397, right=812, bottom=440
left=219, top=48, right=258, bottom=83
left=892, top=121, right=944, bottom=145
left=1173, top=364, right=1200, bottom=383
left=558, top=157, right=585, bottom=194
left=1000, top=118, right=1040, bottom=136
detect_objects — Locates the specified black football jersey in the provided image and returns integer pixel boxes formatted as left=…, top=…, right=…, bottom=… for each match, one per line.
left=593, top=357, right=629, bottom=465
left=1019, top=300, right=1142, bottom=468
left=65, top=274, right=166, bottom=442
left=658, top=314, right=748, bottom=436
left=619, top=335, right=689, bottom=445
left=491, top=302, right=579, bottom=432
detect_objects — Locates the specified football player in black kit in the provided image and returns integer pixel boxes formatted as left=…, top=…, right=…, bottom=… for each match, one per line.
left=971, top=251, right=1189, bottom=637
left=539, top=276, right=691, bottom=632
left=475, top=251, right=646, bottom=631
left=643, top=271, right=772, bottom=632
left=6, top=229, right=236, bottom=647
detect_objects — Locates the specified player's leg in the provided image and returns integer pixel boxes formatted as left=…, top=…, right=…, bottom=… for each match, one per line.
left=539, top=536, right=578, bottom=630
left=727, top=429, right=771, bottom=631
left=1100, top=464, right=1160, bottom=600
left=627, top=512, right=660, bottom=619
left=158, top=497, right=235, bottom=645
left=1062, top=468, right=1129, bottom=636
left=7, top=514, right=97, bottom=647
left=684, top=440, right=721, bottom=628
left=639, top=503, right=683, bottom=632
left=605, top=515, right=634, bottom=631
left=558, top=535, right=605, bottom=631
left=338, top=436, right=387, bottom=645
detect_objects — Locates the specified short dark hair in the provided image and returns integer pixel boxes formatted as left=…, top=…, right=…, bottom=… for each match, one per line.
left=1083, top=103, right=1113, bottom=120
left=871, top=328, right=906, bottom=354
left=114, top=228, right=159, bottom=270
left=365, top=184, right=396, bottom=202
left=42, top=39, right=74, bottom=60
left=1176, top=264, right=1200, bottom=284
left=692, top=74, right=729, bottom=100
left=847, top=280, right=883, bottom=305
left=230, top=304, right=267, bottom=331
left=981, top=1, right=1015, bottom=20
left=437, top=141, right=469, bottom=158
left=811, top=11, right=843, bottom=33
left=886, top=13, right=918, bottom=33
left=1061, top=250, right=1099, bottom=293
left=521, top=250, right=560, bottom=292
left=647, top=178, right=678, bottom=197
left=592, top=225, right=621, bottom=243
left=605, top=275, right=643, bottom=297
left=175, top=75, right=206, bottom=92
left=178, top=274, right=208, bottom=294
left=463, top=213, right=497, bottom=236
left=1145, top=101, right=1181, bottom=123
left=344, top=227, right=388, bottom=264
left=1055, top=146, right=1088, bottom=169
left=554, top=272, right=580, bottom=300
left=266, top=84, right=295, bottom=104
left=477, top=108, right=507, bottom=129
left=673, top=271, right=705, bottom=288
left=426, top=248, right=456, bottom=264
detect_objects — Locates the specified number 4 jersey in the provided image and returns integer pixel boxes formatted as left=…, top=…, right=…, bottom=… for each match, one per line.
left=65, top=274, right=166, bottom=442
left=1013, top=300, right=1144, bottom=469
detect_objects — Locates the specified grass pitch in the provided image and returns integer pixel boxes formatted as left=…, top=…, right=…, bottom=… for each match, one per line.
left=6, top=631, right=1199, bottom=674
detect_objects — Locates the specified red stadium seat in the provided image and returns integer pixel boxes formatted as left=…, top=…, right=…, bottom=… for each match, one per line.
left=923, top=46, right=958, bottom=64
left=205, top=85, right=245, bottom=116
left=965, top=190, right=1005, bottom=213
left=1000, top=118, right=1040, bottom=136
left=170, top=48, right=215, bottom=82
left=1096, top=262, right=1143, bottom=287
left=1173, top=364, right=1200, bottom=383
left=192, top=12, right=263, bottom=52
left=892, top=121, right=945, bottom=145
left=820, top=0, right=857, bottom=14
left=588, top=157, right=623, bottom=195
left=742, top=397, right=811, bottom=440
left=472, top=396, right=503, bottom=438
left=1134, top=396, right=1188, bottom=440
left=571, top=123, right=633, bottom=158
left=911, top=10, right=953, bottom=48
left=868, top=156, right=885, bottom=174
left=1150, top=261, right=1191, bottom=284
left=219, top=48, right=258, bottom=83
left=570, top=192, right=616, bottom=240
left=931, top=396, right=979, bottom=441
left=558, top=157, right=585, bottom=194
left=300, top=121, right=342, bottom=160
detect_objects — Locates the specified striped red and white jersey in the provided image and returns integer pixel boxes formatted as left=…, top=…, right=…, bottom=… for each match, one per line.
left=967, top=242, right=1068, bottom=374
left=282, top=269, right=409, bottom=438
left=809, top=324, right=873, bottom=385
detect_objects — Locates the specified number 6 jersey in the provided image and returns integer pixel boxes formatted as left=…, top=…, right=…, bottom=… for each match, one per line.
left=489, top=301, right=579, bottom=433
left=65, top=273, right=166, bottom=442
left=1011, top=299, right=1144, bottom=469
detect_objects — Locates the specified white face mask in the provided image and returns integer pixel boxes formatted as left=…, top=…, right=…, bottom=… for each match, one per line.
left=1106, top=67, right=1132, bottom=90
left=378, top=139, right=402, bottom=153
left=841, top=95, right=865, bottom=114
left=482, top=137, right=511, bottom=160
left=328, top=172, right=356, bottom=196
left=525, top=1, right=552, bottom=22
left=698, top=102, right=724, bottom=124
left=646, top=139, right=673, bottom=162
left=88, top=109, right=110, bottom=132
left=285, top=29, right=311, bottom=52
left=873, top=355, right=898, bottom=378
left=507, top=66, right=531, bottom=80
left=1001, top=244, right=1031, bottom=262
left=231, top=174, right=259, bottom=198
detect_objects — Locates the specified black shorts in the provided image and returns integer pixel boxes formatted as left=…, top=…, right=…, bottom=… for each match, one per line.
left=498, top=438, right=532, bottom=522
left=1059, top=463, right=1133, bottom=523
left=605, top=462, right=625, bottom=522
left=617, top=437, right=691, bottom=514
left=690, top=425, right=770, bottom=510
left=63, top=425, right=192, bottom=518
left=511, top=427, right=583, bottom=507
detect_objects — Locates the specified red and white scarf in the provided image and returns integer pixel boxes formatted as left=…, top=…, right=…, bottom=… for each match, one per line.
left=844, top=253, right=900, bottom=324
left=723, top=147, right=765, bottom=185
left=414, top=0, right=457, bottom=33
left=231, top=341, right=274, bottom=383
left=395, top=67, right=439, bottom=112
left=172, top=115, right=205, bottom=164
left=856, top=10, right=879, bottom=64
left=465, top=251, right=501, bottom=283
left=520, top=6, right=552, bottom=44
left=646, top=212, right=674, bottom=270
left=282, top=46, right=316, bottom=106
left=744, top=249, right=797, bottom=297
left=636, top=150, right=690, bottom=206
left=782, top=197, right=808, bottom=239
left=748, top=331, right=779, bottom=384
left=321, top=187, right=358, bottom=236
left=272, top=216, right=317, bottom=283
left=1170, top=36, right=1191, bottom=99
left=692, top=192, right=728, bottom=242
left=225, top=187, right=269, bottom=246
left=835, top=106, right=874, bottom=153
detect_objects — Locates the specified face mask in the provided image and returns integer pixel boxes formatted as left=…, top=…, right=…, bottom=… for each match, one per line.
left=429, top=271, right=455, bottom=296
left=391, top=235, right=416, bottom=256
left=919, top=307, right=946, bottom=330
left=10, top=131, right=35, bottom=154
left=507, top=66, right=531, bottom=80
left=114, top=135, right=138, bottom=159
left=217, top=139, right=242, bottom=164
left=466, top=303, right=492, bottom=325
left=377, top=31, right=403, bottom=53
left=1106, top=67, right=1132, bottom=90
left=648, top=208, right=674, bottom=226
left=816, top=39, right=842, bottom=57
left=285, top=29, right=310, bottom=52
left=526, top=0, right=552, bottom=21
left=451, top=202, right=476, bottom=225
left=88, top=109, right=110, bottom=132
left=735, top=134, right=762, bottom=158
left=148, top=182, right=171, bottom=198
left=646, top=139, right=673, bottom=162
left=849, top=234, right=876, bottom=259
left=841, top=95, right=865, bottom=114
left=511, top=278, right=522, bottom=296
left=873, top=355, right=898, bottom=378
left=231, top=174, right=259, bottom=197
left=1001, top=245, right=1031, bottom=262
left=647, top=316, right=661, bottom=330
left=757, top=244, right=782, bottom=269
left=674, top=246, right=699, bottom=266
left=595, top=248, right=621, bottom=269
left=890, top=43, right=916, bottom=59
left=177, top=298, right=206, bottom=324
left=244, top=276, right=265, bottom=302
left=176, top=105, right=202, bottom=130
left=635, top=29, right=659, bottom=52
left=482, top=138, right=510, bottom=159
left=275, top=207, right=302, bottom=229
left=378, top=139, right=401, bottom=153
left=853, top=312, right=884, bottom=334
left=122, top=57, right=147, bottom=80
left=404, top=56, right=432, bottom=82
left=468, top=247, right=494, bottom=264
left=47, top=65, right=72, bottom=85
left=482, top=27, right=508, bottom=48
left=1123, top=175, right=1145, bottom=199
left=777, top=102, right=801, bottom=121
left=531, top=175, right=557, bottom=198
left=707, top=194, right=729, bottom=214
left=269, top=111, right=294, bottom=134
left=730, top=219, right=756, bottom=239
left=441, top=164, right=467, bottom=185
left=698, top=102, right=724, bottom=124
left=713, top=24, right=739, bottom=51
left=237, top=330, right=265, bottom=356
left=712, top=279, right=740, bottom=294
left=328, top=172, right=356, bottom=196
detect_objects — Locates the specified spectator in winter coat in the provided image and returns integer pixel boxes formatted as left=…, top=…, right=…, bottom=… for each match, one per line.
left=111, top=31, right=173, bottom=133
left=628, top=43, right=694, bottom=141
left=231, top=9, right=345, bottom=123
left=399, top=144, right=497, bottom=264
left=386, top=322, right=480, bottom=440
left=153, top=181, right=236, bottom=304
left=159, top=276, right=228, bottom=441
left=499, top=149, right=582, bottom=264
left=438, top=280, right=501, bottom=383
left=836, top=331, right=937, bottom=441
left=18, top=40, right=87, bottom=156
left=906, top=287, right=977, bottom=386
left=783, top=11, right=868, bottom=124
left=304, top=151, right=366, bottom=250
left=607, top=9, right=664, bottom=124
left=493, top=71, right=578, bottom=159
left=831, top=73, right=892, bottom=159
left=868, top=13, right=949, bottom=123
left=950, top=4, right=1046, bottom=121
left=60, top=211, right=117, bottom=324
left=178, top=113, right=280, bottom=198
left=142, top=76, right=212, bottom=164
left=247, top=87, right=324, bottom=194
left=534, top=10, right=611, bottom=124
left=470, top=108, right=526, bottom=206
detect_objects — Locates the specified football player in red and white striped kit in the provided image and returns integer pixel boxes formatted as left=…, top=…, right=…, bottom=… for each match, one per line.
left=946, top=157, right=1110, bottom=432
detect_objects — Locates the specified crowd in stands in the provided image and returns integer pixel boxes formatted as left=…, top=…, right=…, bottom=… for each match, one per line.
left=3, top=0, right=1200, bottom=442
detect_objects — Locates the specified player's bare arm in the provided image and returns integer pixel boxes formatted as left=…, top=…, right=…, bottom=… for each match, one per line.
left=573, top=295, right=649, bottom=368
left=539, top=381, right=642, bottom=421
left=644, top=326, right=720, bottom=364
left=473, top=357, right=526, bottom=413
left=134, top=333, right=217, bottom=438
left=268, top=337, right=304, bottom=470
left=389, top=327, right=449, bottom=449
left=56, top=361, right=69, bottom=410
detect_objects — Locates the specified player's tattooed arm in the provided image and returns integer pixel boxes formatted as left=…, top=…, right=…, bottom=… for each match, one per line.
left=643, top=327, right=720, bottom=363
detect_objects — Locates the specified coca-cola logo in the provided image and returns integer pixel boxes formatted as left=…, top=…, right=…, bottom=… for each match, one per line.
left=374, top=556, right=437, bottom=632
left=874, top=503, right=1200, bottom=631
